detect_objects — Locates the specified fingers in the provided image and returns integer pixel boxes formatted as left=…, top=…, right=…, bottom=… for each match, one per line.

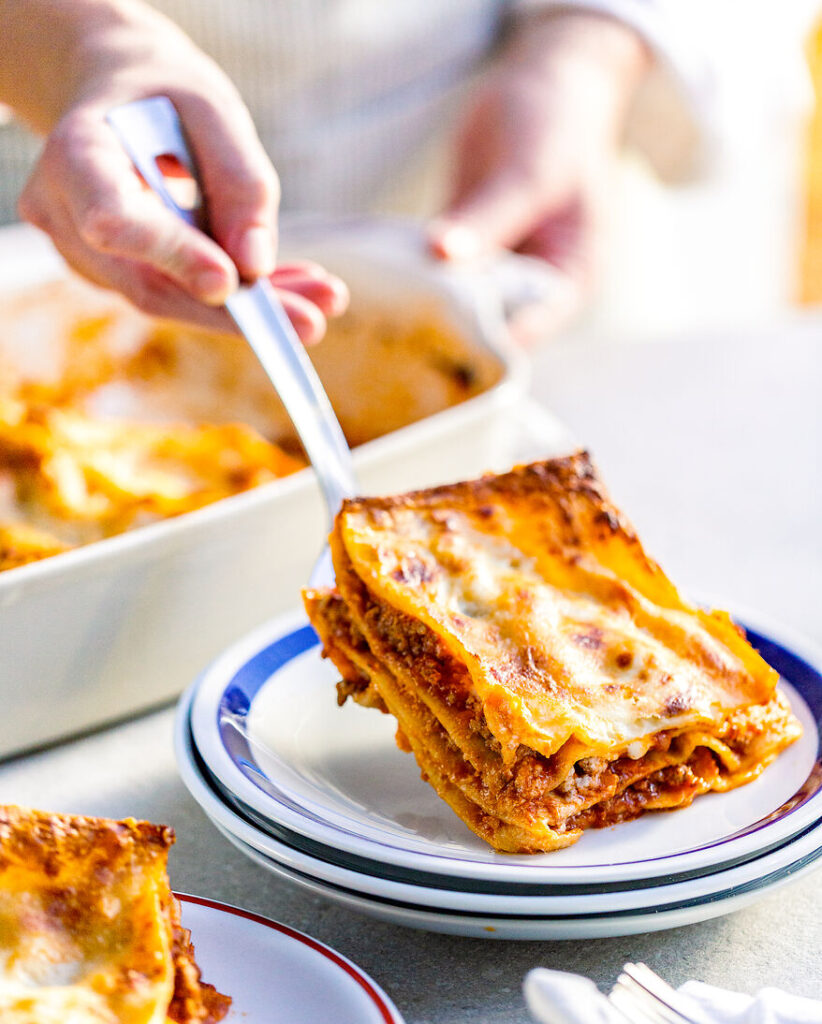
left=429, top=172, right=544, bottom=262
left=32, top=194, right=341, bottom=345
left=21, top=112, right=238, bottom=304
left=22, top=94, right=281, bottom=303
left=19, top=103, right=345, bottom=346
left=93, top=261, right=336, bottom=347
left=175, top=90, right=280, bottom=281
left=500, top=200, right=593, bottom=345
left=516, top=194, right=592, bottom=282
left=275, top=289, right=328, bottom=345
left=132, top=278, right=330, bottom=345
left=271, top=263, right=350, bottom=318
left=427, top=51, right=612, bottom=270
left=77, top=188, right=238, bottom=304
left=28, top=198, right=200, bottom=319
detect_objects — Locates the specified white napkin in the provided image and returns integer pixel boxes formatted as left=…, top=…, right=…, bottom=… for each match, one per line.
left=525, top=968, right=822, bottom=1024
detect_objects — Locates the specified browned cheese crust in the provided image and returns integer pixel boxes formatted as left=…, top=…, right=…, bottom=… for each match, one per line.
left=303, top=452, right=802, bottom=854
left=0, top=806, right=231, bottom=1023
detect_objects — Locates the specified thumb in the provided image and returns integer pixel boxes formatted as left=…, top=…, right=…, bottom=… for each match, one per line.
left=428, top=173, right=545, bottom=261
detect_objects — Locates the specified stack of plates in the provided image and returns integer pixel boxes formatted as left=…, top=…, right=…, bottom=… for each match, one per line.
left=176, top=609, right=822, bottom=940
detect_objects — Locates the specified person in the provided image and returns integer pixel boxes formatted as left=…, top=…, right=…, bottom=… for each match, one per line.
left=1, top=0, right=792, bottom=341
left=1, top=1, right=355, bottom=344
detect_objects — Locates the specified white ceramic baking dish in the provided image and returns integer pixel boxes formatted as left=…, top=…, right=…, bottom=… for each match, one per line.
left=0, top=219, right=570, bottom=757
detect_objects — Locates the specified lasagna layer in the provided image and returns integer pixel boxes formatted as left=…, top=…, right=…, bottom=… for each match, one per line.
left=304, top=453, right=802, bottom=853
left=0, top=806, right=230, bottom=1024
left=307, top=589, right=798, bottom=852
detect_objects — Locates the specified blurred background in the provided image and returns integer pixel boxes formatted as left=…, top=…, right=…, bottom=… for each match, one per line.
left=3, top=3, right=822, bottom=344
left=584, top=5, right=822, bottom=343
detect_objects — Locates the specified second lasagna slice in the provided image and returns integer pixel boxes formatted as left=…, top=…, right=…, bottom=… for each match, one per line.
left=304, top=452, right=801, bottom=854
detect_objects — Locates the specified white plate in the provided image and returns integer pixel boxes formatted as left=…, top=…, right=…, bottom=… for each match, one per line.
left=175, top=893, right=403, bottom=1022
left=176, top=686, right=822, bottom=916
left=203, top=831, right=822, bottom=942
left=189, top=609, right=822, bottom=889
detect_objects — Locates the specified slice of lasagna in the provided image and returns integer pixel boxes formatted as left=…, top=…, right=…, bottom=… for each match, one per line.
left=0, top=806, right=230, bottom=1023
left=304, top=452, right=801, bottom=854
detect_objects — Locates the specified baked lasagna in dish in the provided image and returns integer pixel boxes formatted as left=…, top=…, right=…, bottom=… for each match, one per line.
left=0, top=806, right=230, bottom=1023
left=0, top=522, right=70, bottom=572
left=304, top=452, right=801, bottom=854
left=0, top=272, right=501, bottom=574
left=0, top=393, right=303, bottom=561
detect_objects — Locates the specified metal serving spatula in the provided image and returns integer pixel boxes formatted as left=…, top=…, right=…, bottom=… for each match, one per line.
left=106, top=96, right=356, bottom=585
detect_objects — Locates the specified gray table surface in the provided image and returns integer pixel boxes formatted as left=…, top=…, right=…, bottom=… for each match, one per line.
left=2, top=317, right=821, bottom=1022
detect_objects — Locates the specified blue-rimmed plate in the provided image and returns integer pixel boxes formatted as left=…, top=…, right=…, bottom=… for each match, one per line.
left=198, top=826, right=822, bottom=941
left=176, top=683, right=822, bottom=917
left=188, top=608, right=822, bottom=888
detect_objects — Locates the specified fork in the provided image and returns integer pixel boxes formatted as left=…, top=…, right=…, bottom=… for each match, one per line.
left=608, top=963, right=710, bottom=1024
left=106, top=96, right=357, bottom=587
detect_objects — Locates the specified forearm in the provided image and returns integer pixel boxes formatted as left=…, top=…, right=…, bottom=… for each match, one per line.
left=0, top=0, right=211, bottom=132
left=500, top=10, right=651, bottom=137
left=430, top=8, right=653, bottom=339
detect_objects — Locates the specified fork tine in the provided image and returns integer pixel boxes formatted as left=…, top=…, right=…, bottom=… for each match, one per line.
left=624, top=964, right=684, bottom=1001
left=620, top=964, right=703, bottom=1024
left=605, top=985, right=643, bottom=1024
left=609, top=981, right=671, bottom=1024
left=614, top=976, right=690, bottom=1024
left=604, top=990, right=638, bottom=1024
left=618, top=974, right=696, bottom=1024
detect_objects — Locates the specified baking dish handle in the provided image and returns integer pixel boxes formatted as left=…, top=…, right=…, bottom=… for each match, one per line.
left=476, top=251, right=576, bottom=326
left=278, top=214, right=573, bottom=330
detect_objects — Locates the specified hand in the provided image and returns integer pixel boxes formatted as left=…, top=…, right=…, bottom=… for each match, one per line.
left=11, top=1, right=347, bottom=343
left=428, top=12, right=649, bottom=341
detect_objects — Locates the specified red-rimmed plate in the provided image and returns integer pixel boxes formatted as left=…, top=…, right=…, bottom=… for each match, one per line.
left=176, top=893, right=403, bottom=1023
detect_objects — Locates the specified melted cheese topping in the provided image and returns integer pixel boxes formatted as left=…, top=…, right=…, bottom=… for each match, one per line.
left=335, top=453, right=778, bottom=763
left=306, top=453, right=801, bottom=853
left=0, top=807, right=229, bottom=1024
